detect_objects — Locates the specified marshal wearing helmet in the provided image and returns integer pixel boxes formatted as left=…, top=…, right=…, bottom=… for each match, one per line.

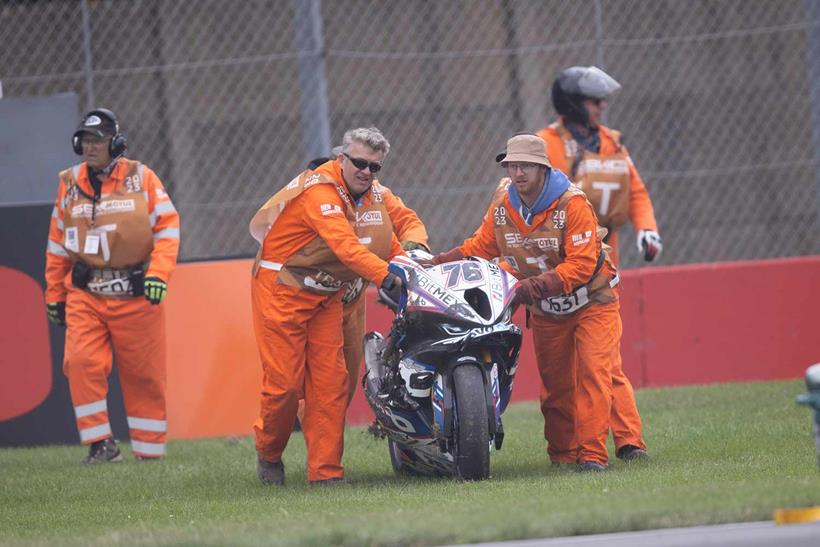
left=538, top=66, right=660, bottom=463
left=539, top=66, right=662, bottom=266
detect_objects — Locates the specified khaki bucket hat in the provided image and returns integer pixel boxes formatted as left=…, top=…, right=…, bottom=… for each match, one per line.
left=495, top=133, right=551, bottom=167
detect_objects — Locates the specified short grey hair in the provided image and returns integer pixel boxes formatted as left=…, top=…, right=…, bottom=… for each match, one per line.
left=341, top=126, right=390, bottom=157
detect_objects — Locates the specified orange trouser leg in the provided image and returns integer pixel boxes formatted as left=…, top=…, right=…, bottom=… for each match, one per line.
left=109, top=297, right=167, bottom=458
left=341, top=294, right=367, bottom=406
left=609, top=351, right=646, bottom=451
left=253, top=275, right=307, bottom=426
left=64, top=288, right=115, bottom=445
left=252, top=271, right=347, bottom=480
left=252, top=272, right=307, bottom=463
left=302, top=296, right=348, bottom=481
left=573, top=301, right=620, bottom=465
left=606, top=250, right=645, bottom=451
left=533, top=301, right=620, bottom=465
left=532, top=316, right=578, bottom=464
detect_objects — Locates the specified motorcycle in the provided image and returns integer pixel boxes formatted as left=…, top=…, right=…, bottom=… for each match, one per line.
left=362, top=253, right=522, bottom=480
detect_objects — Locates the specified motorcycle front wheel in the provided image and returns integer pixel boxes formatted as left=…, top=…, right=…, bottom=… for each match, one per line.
left=452, top=364, right=490, bottom=480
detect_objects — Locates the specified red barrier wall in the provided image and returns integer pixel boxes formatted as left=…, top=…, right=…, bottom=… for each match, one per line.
left=639, top=257, right=820, bottom=386
left=159, top=256, right=820, bottom=439
left=4, top=256, right=817, bottom=441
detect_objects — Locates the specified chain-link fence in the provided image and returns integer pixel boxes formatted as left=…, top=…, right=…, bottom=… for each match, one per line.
left=2, top=0, right=819, bottom=268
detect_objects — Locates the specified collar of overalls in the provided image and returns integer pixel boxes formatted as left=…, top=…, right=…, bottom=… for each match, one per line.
left=566, top=121, right=601, bottom=153
left=507, top=167, right=571, bottom=226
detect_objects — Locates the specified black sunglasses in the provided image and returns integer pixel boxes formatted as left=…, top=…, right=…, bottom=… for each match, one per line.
left=343, top=152, right=382, bottom=173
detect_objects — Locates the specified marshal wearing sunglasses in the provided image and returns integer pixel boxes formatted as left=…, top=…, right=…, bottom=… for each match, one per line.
left=248, top=126, right=423, bottom=487
left=342, top=152, right=382, bottom=173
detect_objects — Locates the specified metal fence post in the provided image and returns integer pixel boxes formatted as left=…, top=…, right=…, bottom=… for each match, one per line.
left=293, top=0, right=331, bottom=163
left=80, top=0, right=95, bottom=111
left=501, top=0, right=524, bottom=131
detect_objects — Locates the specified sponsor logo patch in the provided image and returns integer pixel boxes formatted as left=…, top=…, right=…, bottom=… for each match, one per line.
left=320, top=203, right=343, bottom=216
left=571, top=230, right=593, bottom=247
left=503, top=232, right=559, bottom=251
left=355, top=210, right=383, bottom=225
left=335, top=185, right=353, bottom=208
left=576, top=158, right=629, bottom=176
left=83, top=115, right=103, bottom=127
left=70, top=199, right=136, bottom=218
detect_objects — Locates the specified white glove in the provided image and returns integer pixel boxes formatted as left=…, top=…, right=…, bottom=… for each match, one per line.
left=636, top=229, right=663, bottom=262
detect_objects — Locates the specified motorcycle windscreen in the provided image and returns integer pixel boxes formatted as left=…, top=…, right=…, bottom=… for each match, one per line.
left=389, top=256, right=516, bottom=326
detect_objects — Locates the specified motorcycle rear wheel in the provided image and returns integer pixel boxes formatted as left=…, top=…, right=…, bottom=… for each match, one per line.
left=453, top=365, right=490, bottom=480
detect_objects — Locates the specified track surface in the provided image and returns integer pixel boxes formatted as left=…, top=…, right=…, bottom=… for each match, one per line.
left=455, top=520, right=820, bottom=547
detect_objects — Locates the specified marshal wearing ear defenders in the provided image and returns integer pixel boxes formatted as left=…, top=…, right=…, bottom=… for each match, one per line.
left=71, top=108, right=128, bottom=159
left=46, top=107, right=180, bottom=464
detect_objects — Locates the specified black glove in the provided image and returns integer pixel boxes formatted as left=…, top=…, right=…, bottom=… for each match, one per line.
left=378, top=272, right=403, bottom=312
left=71, top=261, right=91, bottom=289
left=143, top=277, right=168, bottom=305
left=380, top=272, right=402, bottom=291
left=46, top=302, right=66, bottom=326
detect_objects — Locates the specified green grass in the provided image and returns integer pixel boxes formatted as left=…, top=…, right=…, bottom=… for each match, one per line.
left=2, top=380, right=819, bottom=546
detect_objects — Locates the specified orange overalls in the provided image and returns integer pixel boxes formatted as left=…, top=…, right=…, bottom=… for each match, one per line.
left=249, top=160, right=402, bottom=481
left=339, top=185, right=428, bottom=404
left=538, top=120, right=654, bottom=454
left=44, top=159, right=180, bottom=458
left=461, top=179, right=620, bottom=465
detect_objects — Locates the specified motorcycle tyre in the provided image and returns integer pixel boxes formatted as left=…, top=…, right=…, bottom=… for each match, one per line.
left=453, top=365, right=490, bottom=480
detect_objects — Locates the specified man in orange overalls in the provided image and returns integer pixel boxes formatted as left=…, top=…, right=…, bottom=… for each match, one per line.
left=423, top=134, right=621, bottom=471
left=45, top=108, right=180, bottom=463
left=249, top=127, right=405, bottom=485
left=537, top=66, right=659, bottom=461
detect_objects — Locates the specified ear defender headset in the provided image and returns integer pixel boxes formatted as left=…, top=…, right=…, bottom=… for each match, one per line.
left=71, top=108, right=128, bottom=158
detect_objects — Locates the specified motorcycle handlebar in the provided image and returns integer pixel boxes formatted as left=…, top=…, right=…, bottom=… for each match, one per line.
left=377, top=286, right=402, bottom=312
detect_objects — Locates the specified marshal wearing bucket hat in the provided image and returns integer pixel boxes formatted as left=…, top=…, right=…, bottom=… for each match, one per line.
left=418, top=125, right=624, bottom=473
left=495, top=133, right=551, bottom=167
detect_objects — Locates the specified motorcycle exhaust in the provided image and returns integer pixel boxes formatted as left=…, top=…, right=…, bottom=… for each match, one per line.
left=363, top=332, right=387, bottom=396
